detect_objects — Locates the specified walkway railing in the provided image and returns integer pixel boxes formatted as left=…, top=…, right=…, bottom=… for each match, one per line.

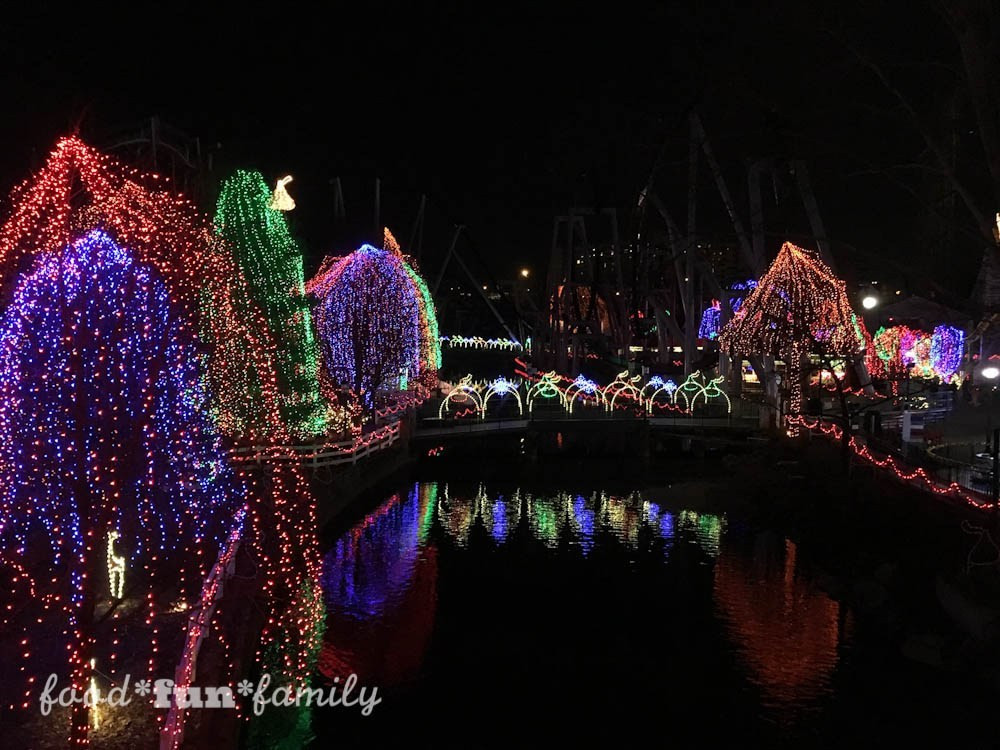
left=231, top=421, right=401, bottom=468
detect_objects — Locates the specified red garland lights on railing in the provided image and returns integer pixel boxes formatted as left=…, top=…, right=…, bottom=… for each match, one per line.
left=787, top=415, right=992, bottom=511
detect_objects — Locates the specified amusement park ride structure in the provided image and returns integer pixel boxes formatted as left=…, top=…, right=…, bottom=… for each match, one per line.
left=523, top=111, right=868, bottom=405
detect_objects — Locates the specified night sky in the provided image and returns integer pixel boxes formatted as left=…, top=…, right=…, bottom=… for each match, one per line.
left=0, top=3, right=990, bottom=299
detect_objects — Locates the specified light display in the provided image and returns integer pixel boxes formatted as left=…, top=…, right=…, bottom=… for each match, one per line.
left=601, top=371, right=643, bottom=411
left=269, top=176, right=296, bottom=211
left=673, top=371, right=706, bottom=409
left=698, top=300, right=722, bottom=340
left=214, top=170, right=328, bottom=438
left=0, top=137, right=319, bottom=747
left=698, top=280, right=758, bottom=340
left=646, top=379, right=679, bottom=413
left=440, top=335, right=522, bottom=351
left=871, top=324, right=964, bottom=385
left=0, top=135, right=286, bottom=444
left=931, top=325, right=964, bottom=382
left=438, top=375, right=484, bottom=419
left=482, top=378, right=523, bottom=417
left=565, top=375, right=601, bottom=413
left=789, top=415, right=992, bottom=510
left=308, top=230, right=440, bottom=411
left=0, top=229, right=243, bottom=744
left=526, top=372, right=567, bottom=412
left=719, top=242, right=867, bottom=424
left=691, top=375, right=733, bottom=413
left=106, top=532, right=126, bottom=601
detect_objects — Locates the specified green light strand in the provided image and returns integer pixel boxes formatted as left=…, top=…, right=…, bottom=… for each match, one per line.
left=214, top=170, right=328, bottom=438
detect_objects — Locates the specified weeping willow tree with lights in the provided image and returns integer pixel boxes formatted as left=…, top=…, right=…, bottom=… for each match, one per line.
left=307, top=229, right=440, bottom=415
left=214, top=170, right=331, bottom=438
left=719, top=241, right=868, bottom=429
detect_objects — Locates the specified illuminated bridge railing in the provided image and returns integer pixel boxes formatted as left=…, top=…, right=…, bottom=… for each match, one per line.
left=231, top=421, right=402, bottom=468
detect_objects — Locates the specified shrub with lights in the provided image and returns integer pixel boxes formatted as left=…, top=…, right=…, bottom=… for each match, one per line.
left=214, top=170, right=331, bottom=438
left=719, top=242, right=868, bottom=425
left=307, top=229, right=440, bottom=413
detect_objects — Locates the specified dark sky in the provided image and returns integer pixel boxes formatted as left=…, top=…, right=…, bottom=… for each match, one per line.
left=0, top=3, right=988, bottom=298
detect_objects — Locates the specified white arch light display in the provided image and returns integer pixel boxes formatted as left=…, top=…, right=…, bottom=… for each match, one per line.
left=645, top=378, right=678, bottom=414
left=435, top=369, right=731, bottom=420
left=482, top=377, right=524, bottom=417
left=438, top=374, right=484, bottom=418
left=601, top=370, right=643, bottom=411
left=565, top=374, right=602, bottom=414
left=527, top=371, right=567, bottom=413
left=440, top=335, right=522, bottom=351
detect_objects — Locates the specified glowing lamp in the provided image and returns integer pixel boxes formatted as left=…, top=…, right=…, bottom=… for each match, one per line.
left=861, top=294, right=878, bottom=310
left=983, top=366, right=1000, bottom=380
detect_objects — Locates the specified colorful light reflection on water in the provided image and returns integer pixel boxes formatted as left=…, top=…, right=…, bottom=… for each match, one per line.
left=315, top=482, right=1000, bottom=748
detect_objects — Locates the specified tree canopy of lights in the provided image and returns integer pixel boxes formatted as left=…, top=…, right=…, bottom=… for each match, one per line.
left=0, top=137, right=319, bottom=746
left=719, top=242, right=868, bottom=419
left=931, top=325, right=964, bottom=381
left=0, top=230, right=243, bottom=745
left=214, top=170, right=329, bottom=438
left=307, top=229, right=440, bottom=411
left=870, top=324, right=964, bottom=384
left=0, top=135, right=287, bottom=444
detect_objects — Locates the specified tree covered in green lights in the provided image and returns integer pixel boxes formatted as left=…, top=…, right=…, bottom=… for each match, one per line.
left=214, top=170, right=328, bottom=437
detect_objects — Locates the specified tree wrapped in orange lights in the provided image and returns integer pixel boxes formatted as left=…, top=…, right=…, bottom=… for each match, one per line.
left=719, top=242, right=868, bottom=425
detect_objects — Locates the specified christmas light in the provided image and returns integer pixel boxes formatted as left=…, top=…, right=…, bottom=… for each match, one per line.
left=438, top=375, right=484, bottom=419
left=719, top=242, right=867, bottom=425
left=789, top=415, right=992, bottom=510
left=269, top=176, right=296, bottom=211
left=931, top=325, right=964, bottom=382
left=0, top=137, right=319, bottom=746
left=214, top=170, right=329, bottom=438
left=601, top=371, right=643, bottom=411
left=308, top=231, right=439, bottom=413
left=565, top=375, right=601, bottom=413
left=106, top=531, right=126, bottom=601
left=0, top=229, right=243, bottom=744
left=526, top=372, right=567, bottom=412
left=698, top=300, right=722, bottom=340
left=439, top=335, right=522, bottom=351
left=482, top=377, right=523, bottom=417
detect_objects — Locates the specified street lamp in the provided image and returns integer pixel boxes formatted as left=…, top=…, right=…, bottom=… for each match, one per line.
left=983, top=366, right=1000, bottom=380
left=520, top=268, right=530, bottom=279
left=861, top=293, right=878, bottom=310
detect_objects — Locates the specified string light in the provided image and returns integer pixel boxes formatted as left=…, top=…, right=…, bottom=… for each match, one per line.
left=0, top=137, right=320, bottom=747
left=307, top=230, right=439, bottom=413
left=214, top=170, right=330, bottom=438
left=789, top=415, right=992, bottom=510
left=106, top=532, right=126, bottom=601
left=720, top=242, right=867, bottom=426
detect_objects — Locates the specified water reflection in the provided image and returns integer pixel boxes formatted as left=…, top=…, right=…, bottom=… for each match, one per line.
left=436, top=485, right=723, bottom=556
left=319, top=484, right=438, bottom=687
left=320, top=481, right=845, bottom=727
left=713, top=535, right=846, bottom=719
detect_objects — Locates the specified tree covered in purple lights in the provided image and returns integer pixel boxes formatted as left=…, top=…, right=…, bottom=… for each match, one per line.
left=0, top=231, right=240, bottom=731
left=308, top=243, right=432, bottom=410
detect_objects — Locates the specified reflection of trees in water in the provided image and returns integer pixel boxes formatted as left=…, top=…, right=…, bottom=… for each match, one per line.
left=434, top=485, right=722, bottom=556
left=713, top=536, right=847, bottom=718
left=319, top=483, right=438, bottom=687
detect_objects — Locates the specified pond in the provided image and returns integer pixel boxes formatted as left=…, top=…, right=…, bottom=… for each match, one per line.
left=310, top=479, right=993, bottom=748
